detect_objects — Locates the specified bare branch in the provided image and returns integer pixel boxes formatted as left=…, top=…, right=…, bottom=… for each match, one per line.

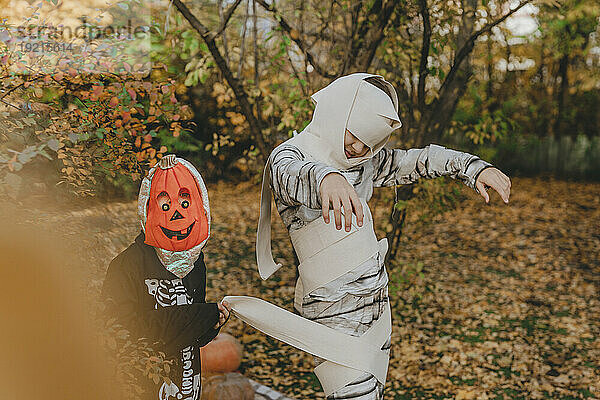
left=255, top=0, right=336, bottom=79
left=0, top=98, right=21, bottom=111
left=343, top=0, right=400, bottom=73
left=171, top=0, right=269, bottom=160
left=238, top=0, right=249, bottom=77
left=438, top=0, right=533, bottom=97
left=287, top=49, right=309, bottom=97
left=341, top=1, right=364, bottom=74
left=211, top=0, right=244, bottom=40
left=218, top=0, right=230, bottom=65
left=253, top=0, right=259, bottom=85
left=1, top=82, right=26, bottom=100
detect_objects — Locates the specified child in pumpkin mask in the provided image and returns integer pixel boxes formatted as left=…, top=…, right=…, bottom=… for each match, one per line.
left=252, top=73, right=511, bottom=399
left=102, top=154, right=230, bottom=400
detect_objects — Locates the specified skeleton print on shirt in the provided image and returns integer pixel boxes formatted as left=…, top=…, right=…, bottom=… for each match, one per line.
left=144, top=278, right=194, bottom=309
left=339, top=167, right=364, bottom=186
left=144, top=279, right=200, bottom=400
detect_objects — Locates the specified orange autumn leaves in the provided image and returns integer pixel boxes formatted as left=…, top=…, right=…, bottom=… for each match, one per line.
left=47, top=71, right=193, bottom=193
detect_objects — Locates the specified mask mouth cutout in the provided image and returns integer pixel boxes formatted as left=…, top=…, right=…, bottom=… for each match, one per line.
left=160, top=221, right=195, bottom=240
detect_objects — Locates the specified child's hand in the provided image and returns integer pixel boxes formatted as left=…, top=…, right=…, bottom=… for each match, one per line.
left=214, top=301, right=231, bottom=329
left=475, top=167, right=511, bottom=204
left=319, top=172, right=364, bottom=231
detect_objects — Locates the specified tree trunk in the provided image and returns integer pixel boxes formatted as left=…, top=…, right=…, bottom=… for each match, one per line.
left=554, top=54, right=569, bottom=137
left=418, top=0, right=477, bottom=146
left=172, top=0, right=269, bottom=163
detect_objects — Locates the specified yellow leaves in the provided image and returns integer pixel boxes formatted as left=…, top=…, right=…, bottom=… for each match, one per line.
left=15, top=177, right=589, bottom=398
left=213, top=82, right=233, bottom=105
left=225, top=111, right=246, bottom=126
left=213, top=82, right=227, bottom=95
left=455, top=389, right=477, bottom=400
left=92, top=85, right=104, bottom=98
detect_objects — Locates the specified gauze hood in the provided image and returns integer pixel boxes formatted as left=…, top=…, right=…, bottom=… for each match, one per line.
left=137, top=154, right=211, bottom=278
left=289, top=73, right=402, bottom=170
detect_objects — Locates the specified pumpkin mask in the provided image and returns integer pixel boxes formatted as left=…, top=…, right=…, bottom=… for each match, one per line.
left=144, top=159, right=209, bottom=252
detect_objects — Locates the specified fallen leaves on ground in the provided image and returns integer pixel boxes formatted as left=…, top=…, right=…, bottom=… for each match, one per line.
left=3, top=177, right=598, bottom=399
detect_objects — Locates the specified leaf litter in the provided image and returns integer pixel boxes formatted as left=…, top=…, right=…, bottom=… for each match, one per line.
left=2, top=177, right=598, bottom=399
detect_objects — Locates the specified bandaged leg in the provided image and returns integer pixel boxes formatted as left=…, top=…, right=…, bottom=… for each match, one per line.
left=223, top=295, right=391, bottom=397
left=303, top=287, right=391, bottom=399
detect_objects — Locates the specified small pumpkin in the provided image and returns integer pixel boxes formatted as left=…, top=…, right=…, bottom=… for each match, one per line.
left=200, top=333, right=243, bottom=373
left=201, top=372, right=254, bottom=400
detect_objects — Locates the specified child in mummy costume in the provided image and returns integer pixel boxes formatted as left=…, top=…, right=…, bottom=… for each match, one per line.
left=225, top=73, right=511, bottom=399
left=102, top=155, right=231, bottom=400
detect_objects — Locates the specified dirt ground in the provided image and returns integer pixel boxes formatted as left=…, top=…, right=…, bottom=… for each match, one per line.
left=3, top=177, right=598, bottom=399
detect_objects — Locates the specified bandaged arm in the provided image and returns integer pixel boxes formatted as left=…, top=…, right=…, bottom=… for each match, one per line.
left=269, top=144, right=339, bottom=208
left=371, top=144, right=493, bottom=189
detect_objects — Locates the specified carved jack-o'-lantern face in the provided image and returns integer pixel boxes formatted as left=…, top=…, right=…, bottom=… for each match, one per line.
left=144, top=163, right=209, bottom=251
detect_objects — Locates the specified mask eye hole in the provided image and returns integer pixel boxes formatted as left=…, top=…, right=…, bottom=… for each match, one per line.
left=157, top=191, right=170, bottom=211
left=179, top=189, right=191, bottom=209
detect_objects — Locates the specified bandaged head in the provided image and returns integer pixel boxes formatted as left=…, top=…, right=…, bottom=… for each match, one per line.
left=138, top=155, right=211, bottom=277
left=295, top=73, right=402, bottom=170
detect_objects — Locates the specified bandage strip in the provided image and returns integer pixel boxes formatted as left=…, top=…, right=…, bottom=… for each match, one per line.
left=290, top=199, right=380, bottom=298
left=223, top=295, right=391, bottom=396
left=256, top=157, right=283, bottom=280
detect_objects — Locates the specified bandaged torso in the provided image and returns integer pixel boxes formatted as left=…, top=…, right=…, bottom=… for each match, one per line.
left=268, top=142, right=492, bottom=303
left=271, top=145, right=386, bottom=303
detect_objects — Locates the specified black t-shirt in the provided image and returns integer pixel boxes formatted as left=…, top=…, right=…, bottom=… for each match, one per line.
left=102, top=233, right=220, bottom=400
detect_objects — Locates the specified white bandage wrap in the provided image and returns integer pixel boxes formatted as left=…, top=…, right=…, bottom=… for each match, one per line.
left=290, top=199, right=385, bottom=300
left=222, top=296, right=391, bottom=396
left=223, top=156, right=393, bottom=396
left=238, top=73, right=400, bottom=395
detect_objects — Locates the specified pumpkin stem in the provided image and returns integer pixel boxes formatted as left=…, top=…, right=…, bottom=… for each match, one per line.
left=158, top=154, right=178, bottom=169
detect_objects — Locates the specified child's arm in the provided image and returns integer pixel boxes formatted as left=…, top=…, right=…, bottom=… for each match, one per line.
left=371, top=144, right=510, bottom=202
left=102, top=255, right=221, bottom=355
left=269, top=144, right=339, bottom=209
left=270, top=144, right=365, bottom=231
left=372, top=144, right=489, bottom=188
